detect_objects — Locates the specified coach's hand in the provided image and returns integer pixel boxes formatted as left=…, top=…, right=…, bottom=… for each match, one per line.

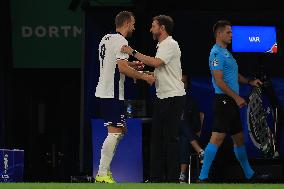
left=121, top=45, right=133, bottom=55
left=235, top=95, right=247, bottom=108
left=248, top=79, right=263, bottom=87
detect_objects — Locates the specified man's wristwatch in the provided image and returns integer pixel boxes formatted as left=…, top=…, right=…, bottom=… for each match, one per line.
left=132, top=50, right=138, bottom=56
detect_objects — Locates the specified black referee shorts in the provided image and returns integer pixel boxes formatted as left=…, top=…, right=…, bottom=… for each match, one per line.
left=212, top=94, right=243, bottom=135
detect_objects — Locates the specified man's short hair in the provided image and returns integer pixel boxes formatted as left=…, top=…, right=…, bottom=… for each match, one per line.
left=153, top=15, right=174, bottom=35
left=213, top=20, right=231, bottom=37
left=115, top=11, right=134, bottom=28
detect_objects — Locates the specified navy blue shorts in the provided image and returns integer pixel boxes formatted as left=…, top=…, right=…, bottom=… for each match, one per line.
left=97, top=98, right=125, bottom=127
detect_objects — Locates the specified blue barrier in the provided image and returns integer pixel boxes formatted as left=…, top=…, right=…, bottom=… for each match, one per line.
left=0, top=149, right=24, bottom=182
left=91, top=118, right=143, bottom=183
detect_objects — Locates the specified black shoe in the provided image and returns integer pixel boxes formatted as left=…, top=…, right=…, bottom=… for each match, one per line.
left=197, top=178, right=209, bottom=183
left=249, top=173, right=271, bottom=183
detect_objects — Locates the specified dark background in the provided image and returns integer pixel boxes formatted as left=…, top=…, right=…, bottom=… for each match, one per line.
left=1, top=0, right=284, bottom=182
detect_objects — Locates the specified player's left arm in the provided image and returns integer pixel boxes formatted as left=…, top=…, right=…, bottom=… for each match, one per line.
left=127, top=61, right=145, bottom=71
left=238, top=73, right=262, bottom=87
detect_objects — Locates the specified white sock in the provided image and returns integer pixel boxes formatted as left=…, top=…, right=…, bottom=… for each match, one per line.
left=98, top=133, right=123, bottom=176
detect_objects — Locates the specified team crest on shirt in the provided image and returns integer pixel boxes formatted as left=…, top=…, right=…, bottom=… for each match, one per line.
left=211, top=58, right=219, bottom=67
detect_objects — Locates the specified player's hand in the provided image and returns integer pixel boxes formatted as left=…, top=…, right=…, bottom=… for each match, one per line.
left=234, top=95, right=247, bottom=108
left=132, top=61, right=145, bottom=71
left=121, top=45, right=133, bottom=55
left=249, top=79, right=263, bottom=87
left=144, top=74, right=155, bottom=86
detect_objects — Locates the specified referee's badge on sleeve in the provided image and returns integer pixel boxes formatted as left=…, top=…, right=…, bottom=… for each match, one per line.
left=212, top=58, right=219, bottom=67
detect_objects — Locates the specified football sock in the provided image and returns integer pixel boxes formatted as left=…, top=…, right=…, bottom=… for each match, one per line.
left=234, top=145, right=254, bottom=179
left=98, top=133, right=123, bottom=176
left=199, top=143, right=218, bottom=180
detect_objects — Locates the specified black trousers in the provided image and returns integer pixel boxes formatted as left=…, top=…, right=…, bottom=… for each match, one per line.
left=150, top=95, right=185, bottom=182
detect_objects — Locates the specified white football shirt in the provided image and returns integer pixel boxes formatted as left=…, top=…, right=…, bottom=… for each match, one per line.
left=95, top=33, right=129, bottom=100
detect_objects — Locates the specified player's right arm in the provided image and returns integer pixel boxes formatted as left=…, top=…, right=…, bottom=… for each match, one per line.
left=115, top=36, right=154, bottom=85
left=117, top=59, right=155, bottom=85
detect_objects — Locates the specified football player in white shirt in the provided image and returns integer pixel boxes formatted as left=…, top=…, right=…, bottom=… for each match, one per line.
left=95, top=11, right=155, bottom=183
left=121, top=15, right=186, bottom=182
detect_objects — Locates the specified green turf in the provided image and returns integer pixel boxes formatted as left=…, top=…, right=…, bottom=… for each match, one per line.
left=0, top=183, right=283, bottom=189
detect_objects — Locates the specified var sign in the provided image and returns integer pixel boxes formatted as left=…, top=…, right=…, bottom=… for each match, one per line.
left=249, top=37, right=260, bottom=42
